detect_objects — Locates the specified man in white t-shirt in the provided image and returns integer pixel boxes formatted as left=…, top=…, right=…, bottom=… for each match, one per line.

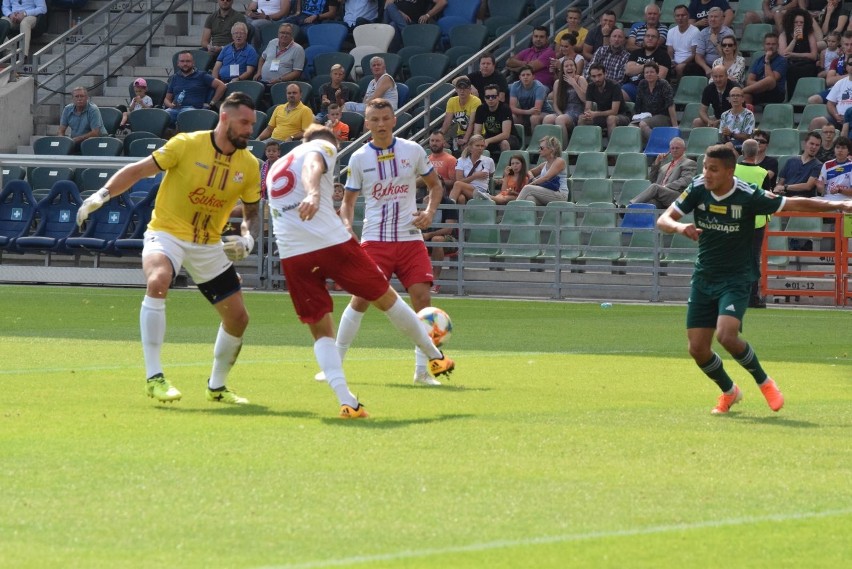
left=666, top=4, right=701, bottom=78
left=321, top=98, right=454, bottom=386
left=267, top=125, right=454, bottom=418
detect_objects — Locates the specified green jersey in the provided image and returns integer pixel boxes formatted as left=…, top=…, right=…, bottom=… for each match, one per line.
left=674, top=175, right=785, bottom=282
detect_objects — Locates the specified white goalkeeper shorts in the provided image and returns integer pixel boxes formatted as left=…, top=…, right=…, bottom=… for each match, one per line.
left=142, top=230, right=232, bottom=284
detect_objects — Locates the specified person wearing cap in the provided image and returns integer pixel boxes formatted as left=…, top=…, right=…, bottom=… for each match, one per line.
left=439, top=76, right=481, bottom=154
left=118, top=78, right=154, bottom=133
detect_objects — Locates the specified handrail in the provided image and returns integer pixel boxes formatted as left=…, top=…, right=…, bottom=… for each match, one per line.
left=31, top=0, right=191, bottom=109
left=0, top=32, right=26, bottom=83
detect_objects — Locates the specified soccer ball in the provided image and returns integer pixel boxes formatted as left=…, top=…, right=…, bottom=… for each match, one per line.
left=417, top=306, right=453, bottom=347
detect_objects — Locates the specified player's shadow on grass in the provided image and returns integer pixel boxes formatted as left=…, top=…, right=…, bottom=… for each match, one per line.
left=728, top=414, right=821, bottom=428
left=321, top=413, right=475, bottom=428
left=381, top=383, right=493, bottom=392
left=153, top=404, right=318, bottom=419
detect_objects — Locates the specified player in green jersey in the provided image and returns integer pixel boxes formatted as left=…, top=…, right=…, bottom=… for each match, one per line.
left=657, top=144, right=852, bottom=414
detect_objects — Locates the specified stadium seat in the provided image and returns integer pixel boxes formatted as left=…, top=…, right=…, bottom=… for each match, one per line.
left=620, top=203, right=657, bottom=231
left=245, top=139, right=267, bottom=161
left=402, top=23, right=441, bottom=49
left=446, top=46, right=477, bottom=70
left=622, top=229, right=659, bottom=263
left=733, top=0, right=763, bottom=26
left=496, top=200, right=541, bottom=260
left=224, top=80, right=265, bottom=109
left=80, top=137, right=123, bottom=157
left=128, top=78, right=168, bottom=108
left=408, top=53, right=450, bottom=81
left=537, top=201, right=581, bottom=261
left=678, top=102, right=707, bottom=138
left=98, top=107, right=122, bottom=136
left=306, top=22, right=348, bottom=51
left=663, top=232, right=699, bottom=265
left=741, top=24, right=773, bottom=55
left=29, top=167, right=73, bottom=191
left=271, top=81, right=312, bottom=106
left=798, top=104, right=827, bottom=135
left=340, top=111, right=365, bottom=138
left=449, top=24, right=488, bottom=50
left=303, top=45, right=337, bottom=79
left=2, top=165, right=26, bottom=185
left=396, top=83, right=410, bottom=107
left=620, top=0, right=647, bottom=24
left=685, top=127, right=720, bottom=158
left=397, top=46, right=429, bottom=78
left=785, top=215, right=823, bottom=252
left=129, top=108, right=170, bottom=138
left=462, top=200, right=500, bottom=258
left=579, top=229, right=623, bottom=263
left=394, top=111, right=415, bottom=138
left=438, top=16, right=475, bottom=48
left=575, top=178, right=613, bottom=206
left=617, top=179, right=652, bottom=207
left=788, top=77, right=825, bottom=107
left=405, top=75, right=435, bottom=98
left=353, top=23, right=395, bottom=51
left=604, top=126, right=642, bottom=156
left=15, top=180, right=81, bottom=255
left=766, top=128, right=801, bottom=158
left=674, top=76, right=707, bottom=108
left=65, top=192, right=134, bottom=258
left=33, top=136, right=75, bottom=156
left=313, top=52, right=355, bottom=78
left=571, top=152, right=608, bottom=184
left=252, top=110, right=269, bottom=140
left=112, top=184, right=160, bottom=256
left=644, top=127, right=680, bottom=155
left=564, top=125, right=602, bottom=156
left=610, top=152, right=648, bottom=183
left=0, top=180, right=37, bottom=253
left=659, top=0, right=680, bottom=23
left=441, top=0, right=478, bottom=22
left=79, top=168, right=118, bottom=193
left=349, top=46, right=382, bottom=79
left=127, top=137, right=166, bottom=158
left=484, top=16, right=516, bottom=42
left=176, top=108, right=219, bottom=133
left=487, top=0, right=525, bottom=21
left=122, top=131, right=157, bottom=155
left=525, top=124, right=565, bottom=157
left=758, top=104, right=794, bottom=131
left=580, top=201, right=617, bottom=228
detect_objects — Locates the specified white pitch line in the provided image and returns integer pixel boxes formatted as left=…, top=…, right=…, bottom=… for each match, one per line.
left=255, top=508, right=852, bottom=569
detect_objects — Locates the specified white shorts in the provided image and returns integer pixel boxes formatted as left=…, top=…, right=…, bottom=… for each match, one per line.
left=142, top=230, right=233, bottom=284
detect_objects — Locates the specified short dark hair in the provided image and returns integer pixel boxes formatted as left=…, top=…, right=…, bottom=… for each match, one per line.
left=589, top=63, right=606, bottom=75
left=806, top=131, right=822, bottom=144
left=479, top=52, right=496, bottom=65
left=221, top=91, right=255, bottom=111
left=834, top=135, right=851, bottom=150
left=752, top=128, right=770, bottom=143
left=483, top=83, right=499, bottom=93
left=366, top=98, right=394, bottom=111
left=705, top=144, right=737, bottom=169
left=303, top=124, right=338, bottom=147
left=643, top=61, right=660, bottom=73
left=430, top=128, right=445, bottom=137
left=763, top=32, right=779, bottom=42
left=533, top=25, right=549, bottom=36
left=519, top=65, right=534, bottom=75
left=674, top=4, right=689, bottom=12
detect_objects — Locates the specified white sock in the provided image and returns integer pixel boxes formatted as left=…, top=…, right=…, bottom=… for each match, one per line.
left=140, top=295, right=166, bottom=379
left=315, top=337, right=357, bottom=407
left=384, top=298, right=442, bottom=359
left=414, top=346, right=428, bottom=376
left=209, top=324, right=242, bottom=390
left=335, top=304, right=365, bottom=363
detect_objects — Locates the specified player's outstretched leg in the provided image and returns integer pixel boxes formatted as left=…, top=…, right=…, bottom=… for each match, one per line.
left=699, top=352, right=741, bottom=415
left=314, top=336, right=368, bottom=418
left=733, top=342, right=784, bottom=411
left=141, top=295, right=182, bottom=402
left=315, top=303, right=366, bottom=382
left=379, top=294, right=454, bottom=379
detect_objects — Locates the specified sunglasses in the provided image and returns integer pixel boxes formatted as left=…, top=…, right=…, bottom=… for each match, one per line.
left=755, top=139, right=768, bottom=144
left=484, top=94, right=498, bottom=99
left=721, top=43, right=735, bottom=47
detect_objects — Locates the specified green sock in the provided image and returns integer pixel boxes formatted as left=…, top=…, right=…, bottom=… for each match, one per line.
left=734, top=343, right=768, bottom=384
left=699, top=352, right=735, bottom=393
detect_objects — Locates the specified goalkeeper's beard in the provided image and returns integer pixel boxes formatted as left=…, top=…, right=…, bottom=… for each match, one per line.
left=227, top=124, right=249, bottom=149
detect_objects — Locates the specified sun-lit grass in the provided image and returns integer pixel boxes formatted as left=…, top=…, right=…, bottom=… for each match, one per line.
left=1, top=285, right=850, bottom=568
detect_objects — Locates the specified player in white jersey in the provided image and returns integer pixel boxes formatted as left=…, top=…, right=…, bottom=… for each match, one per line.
left=323, top=98, right=454, bottom=386
left=266, top=125, right=454, bottom=418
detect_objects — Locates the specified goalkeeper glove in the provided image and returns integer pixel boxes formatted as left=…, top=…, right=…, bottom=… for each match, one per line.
left=76, top=187, right=111, bottom=227
left=222, top=234, right=255, bottom=261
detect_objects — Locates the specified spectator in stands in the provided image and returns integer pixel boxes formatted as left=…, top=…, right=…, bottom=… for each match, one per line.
left=505, top=26, right=557, bottom=89
left=713, top=35, right=747, bottom=84
left=344, top=55, right=398, bottom=112
left=316, top=64, right=350, bottom=122
left=819, top=31, right=841, bottom=78
left=283, top=0, right=339, bottom=29
left=245, top=0, right=291, bottom=36
left=260, top=139, right=281, bottom=199
left=623, top=26, right=672, bottom=101
left=817, top=2, right=847, bottom=45
left=733, top=139, right=770, bottom=309
left=549, top=32, right=585, bottom=78
left=554, top=7, right=587, bottom=47
left=743, top=32, right=788, bottom=106
left=718, top=86, right=755, bottom=154
left=583, top=10, right=617, bottom=61
left=752, top=129, right=778, bottom=189
left=342, top=0, right=379, bottom=29
left=516, top=136, right=569, bottom=206
left=421, top=191, right=457, bottom=294
left=694, top=65, right=734, bottom=127
left=440, top=76, right=481, bottom=154
left=631, top=137, right=697, bottom=208
left=468, top=52, right=509, bottom=103
left=694, top=7, right=735, bottom=76
left=779, top=7, right=819, bottom=96
left=667, top=4, right=701, bottom=79
left=811, top=57, right=852, bottom=135
left=473, top=83, right=518, bottom=163
left=258, top=82, right=314, bottom=142
left=202, top=0, right=247, bottom=66
left=325, top=103, right=349, bottom=141
left=383, top=0, right=446, bottom=50
left=164, top=51, right=227, bottom=127
left=58, top=87, right=107, bottom=153
left=809, top=30, right=852, bottom=106
left=816, top=123, right=837, bottom=161
left=509, top=66, right=553, bottom=133
left=688, top=0, right=734, bottom=29
left=626, top=3, right=669, bottom=51
left=118, top=78, right=153, bottom=134
left=493, top=154, right=530, bottom=205
left=578, top=63, right=630, bottom=138
left=419, top=130, right=456, bottom=197
left=254, top=23, right=304, bottom=87
left=449, top=134, right=495, bottom=205
left=633, top=61, right=678, bottom=144
left=212, top=22, right=259, bottom=84
left=543, top=58, right=587, bottom=144
left=0, top=0, right=46, bottom=62
left=816, top=135, right=852, bottom=199
left=774, top=131, right=822, bottom=197
left=761, top=0, right=799, bottom=32
left=587, top=27, right=629, bottom=85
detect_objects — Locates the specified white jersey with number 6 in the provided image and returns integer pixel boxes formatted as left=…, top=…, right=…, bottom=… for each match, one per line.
left=345, top=137, right=433, bottom=243
left=267, top=140, right=351, bottom=259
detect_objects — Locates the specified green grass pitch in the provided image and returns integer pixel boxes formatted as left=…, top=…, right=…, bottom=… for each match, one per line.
left=2, top=285, right=850, bottom=568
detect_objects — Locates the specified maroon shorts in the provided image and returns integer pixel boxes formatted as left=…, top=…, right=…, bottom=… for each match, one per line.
left=362, top=240, right=433, bottom=289
left=280, top=239, right=389, bottom=324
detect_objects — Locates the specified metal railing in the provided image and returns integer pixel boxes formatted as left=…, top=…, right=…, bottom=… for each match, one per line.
left=0, top=33, right=27, bottom=83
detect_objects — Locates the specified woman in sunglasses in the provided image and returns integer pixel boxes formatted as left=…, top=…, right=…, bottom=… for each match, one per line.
left=712, top=36, right=747, bottom=85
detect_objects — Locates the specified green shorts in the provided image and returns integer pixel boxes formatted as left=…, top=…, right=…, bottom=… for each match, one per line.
left=686, top=275, right=751, bottom=329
